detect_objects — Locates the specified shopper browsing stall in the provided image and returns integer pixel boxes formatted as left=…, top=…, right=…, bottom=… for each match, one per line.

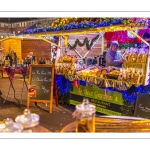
left=105, top=41, right=125, bottom=68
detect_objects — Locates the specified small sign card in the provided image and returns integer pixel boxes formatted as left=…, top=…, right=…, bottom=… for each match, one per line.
left=28, top=85, right=36, bottom=97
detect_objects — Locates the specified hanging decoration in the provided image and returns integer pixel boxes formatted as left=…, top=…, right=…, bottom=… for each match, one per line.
left=104, top=29, right=149, bottom=48
left=68, top=34, right=100, bottom=50
left=118, top=42, right=141, bottom=49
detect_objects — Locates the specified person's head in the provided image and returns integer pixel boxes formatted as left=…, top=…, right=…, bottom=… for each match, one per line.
left=110, top=41, right=119, bottom=52
left=30, top=52, right=33, bottom=56
left=27, top=54, right=30, bottom=58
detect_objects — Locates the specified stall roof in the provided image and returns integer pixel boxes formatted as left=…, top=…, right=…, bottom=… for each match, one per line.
left=0, top=36, right=60, bottom=47
left=0, top=36, right=42, bottom=41
left=25, top=25, right=147, bottom=36
left=23, top=17, right=149, bottom=36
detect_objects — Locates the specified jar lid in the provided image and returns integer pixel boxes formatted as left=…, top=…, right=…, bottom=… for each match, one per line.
left=15, top=109, right=40, bottom=129
left=2, top=118, right=23, bottom=132
left=76, top=98, right=96, bottom=113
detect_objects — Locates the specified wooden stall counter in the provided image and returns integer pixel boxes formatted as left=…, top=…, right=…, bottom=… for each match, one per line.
left=61, top=116, right=150, bottom=132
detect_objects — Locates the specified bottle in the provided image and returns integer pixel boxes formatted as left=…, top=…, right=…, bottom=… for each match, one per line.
left=34, top=58, right=38, bottom=65
left=73, top=98, right=96, bottom=132
left=38, top=57, right=41, bottom=64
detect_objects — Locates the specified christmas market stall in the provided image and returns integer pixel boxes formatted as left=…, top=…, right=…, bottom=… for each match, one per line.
left=24, top=18, right=150, bottom=117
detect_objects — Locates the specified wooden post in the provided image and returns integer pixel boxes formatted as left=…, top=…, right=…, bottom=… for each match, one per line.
left=55, top=36, right=61, bottom=65
left=101, top=32, right=104, bottom=55
left=64, top=35, right=69, bottom=48
left=129, top=31, right=149, bottom=46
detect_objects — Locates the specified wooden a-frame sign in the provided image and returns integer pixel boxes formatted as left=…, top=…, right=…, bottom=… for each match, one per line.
left=27, top=64, right=54, bottom=113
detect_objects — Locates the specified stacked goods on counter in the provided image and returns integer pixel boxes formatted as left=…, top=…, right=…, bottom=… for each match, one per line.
left=119, top=47, right=148, bottom=85
left=118, top=68, right=144, bottom=84
left=56, top=54, right=86, bottom=75
left=76, top=66, right=120, bottom=78
left=56, top=46, right=149, bottom=87
left=57, top=54, right=77, bottom=63
left=123, top=47, right=148, bottom=63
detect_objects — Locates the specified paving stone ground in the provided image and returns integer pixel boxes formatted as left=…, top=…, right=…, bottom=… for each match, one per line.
left=0, top=77, right=76, bottom=132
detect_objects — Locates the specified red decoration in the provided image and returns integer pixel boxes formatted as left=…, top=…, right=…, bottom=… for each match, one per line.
left=104, top=29, right=150, bottom=48
left=73, top=80, right=78, bottom=88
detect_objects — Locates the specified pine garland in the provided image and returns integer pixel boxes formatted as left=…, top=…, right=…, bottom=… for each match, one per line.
left=68, top=34, right=100, bottom=50
left=119, top=42, right=140, bottom=49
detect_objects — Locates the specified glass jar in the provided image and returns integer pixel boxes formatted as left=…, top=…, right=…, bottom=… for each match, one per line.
left=73, top=98, right=96, bottom=132
left=1, top=118, right=23, bottom=132
left=15, top=109, right=40, bottom=132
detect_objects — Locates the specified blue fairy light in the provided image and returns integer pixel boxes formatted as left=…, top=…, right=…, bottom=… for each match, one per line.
left=40, top=28, right=46, bottom=32
left=33, top=28, right=37, bottom=33
left=55, top=27, right=61, bottom=31
left=78, top=23, right=84, bottom=29
left=64, top=25, right=70, bottom=30
left=70, top=23, right=77, bottom=29
left=47, top=26, right=53, bottom=31
left=87, top=21, right=95, bottom=28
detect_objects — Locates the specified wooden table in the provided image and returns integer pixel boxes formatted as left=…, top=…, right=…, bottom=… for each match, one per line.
left=61, top=116, right=150, bottom=132
left=23, top=125, right=50, bottom=132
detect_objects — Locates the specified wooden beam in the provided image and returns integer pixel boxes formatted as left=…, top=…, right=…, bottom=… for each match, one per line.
left=129, top=30, right=149, bottom=46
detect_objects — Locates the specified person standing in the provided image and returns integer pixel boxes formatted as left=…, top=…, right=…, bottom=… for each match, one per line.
left=105, top=41, right=125, bottom=68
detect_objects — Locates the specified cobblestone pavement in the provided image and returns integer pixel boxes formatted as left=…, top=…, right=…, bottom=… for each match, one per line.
left=0, top=77, right=76, bottom=132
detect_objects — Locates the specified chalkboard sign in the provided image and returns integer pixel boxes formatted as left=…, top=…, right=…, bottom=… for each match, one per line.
left=134, top=93, right=150, bottom=119
left=27, top=64, right=54, bottom=113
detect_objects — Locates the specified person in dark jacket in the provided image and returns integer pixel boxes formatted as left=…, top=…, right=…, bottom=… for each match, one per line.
left=105, top=41, right=125, bottom=68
